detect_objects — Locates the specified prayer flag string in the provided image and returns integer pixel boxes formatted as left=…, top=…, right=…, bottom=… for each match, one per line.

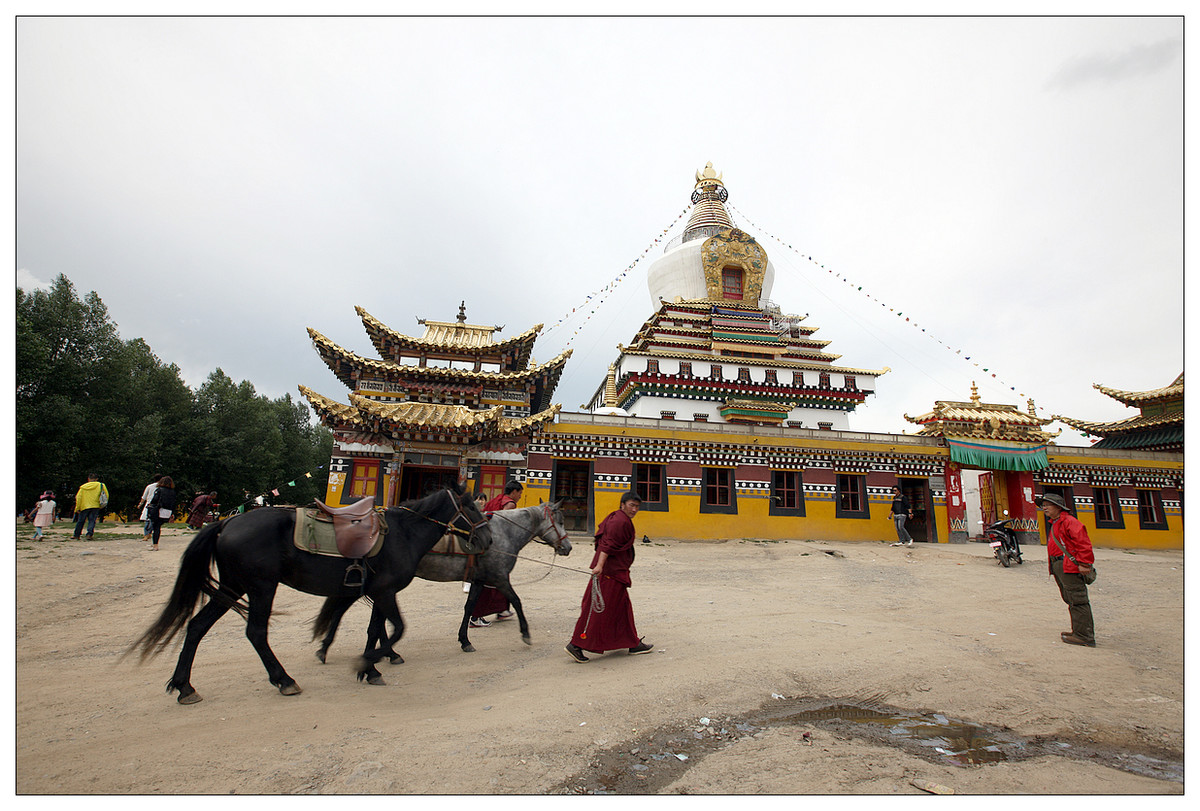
left=233, top=465, right=328, bottom=514
left=542, top=204, right=694, bottom=348
left=729, top=203, right=1045, bottom=411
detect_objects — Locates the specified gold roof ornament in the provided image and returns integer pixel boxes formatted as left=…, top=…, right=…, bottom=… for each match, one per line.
left=683, top=162, right=734, bottom=242
left=903, top=384, right=1059, bottom=443
left=695, top=161, right=724, bottom=188
left=604, top=363, right=618, bottom=408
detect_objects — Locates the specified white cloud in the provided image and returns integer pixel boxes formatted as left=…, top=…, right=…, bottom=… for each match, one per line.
left=16, top=268, right=51, bottom=292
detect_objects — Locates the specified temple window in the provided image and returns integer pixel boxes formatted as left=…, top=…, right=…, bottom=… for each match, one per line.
left=844, top=376, right=856, bottom=390
left=679, top=362, right=692, bottom=377
left=1136, top=490, right=1168, bottom=530
left=660, top=411, right=676, bottom=420
left=819, top=372, right=831, bottom=388
left=770, top=470, right=806, bottom=517
left=1093, top=487, right=1124, bottom=529
left=634, top=464, right=667, bottom=510
left=710, top=365, right=723, bottom=380
left=764, top=369, right=778, bottom=385
left=700, top=467, right=737, bottom=514
left=693, top=413, right=709, bottom=422
left=349, top=459, right=380, bottom=500
left=793, top=371, right=804, bottom=386
left=835, top=474, right=868, bottom=518
left=646, top=359, right=660, bottom=374
left=721, top=267, right=744, bottom=300
left=737, top=368, right=751, bottom=383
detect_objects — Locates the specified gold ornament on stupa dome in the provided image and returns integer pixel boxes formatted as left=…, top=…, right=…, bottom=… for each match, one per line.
left=695, top=161, right=724, bottom=188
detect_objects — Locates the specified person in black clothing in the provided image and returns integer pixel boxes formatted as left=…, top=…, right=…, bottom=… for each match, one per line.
left=889, top=486, right=913, bottom=546
left=147, top=475, right=178, bottom=551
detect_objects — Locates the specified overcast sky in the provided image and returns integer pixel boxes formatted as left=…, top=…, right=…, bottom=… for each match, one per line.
left=14, top=15, right=1184, bottom=446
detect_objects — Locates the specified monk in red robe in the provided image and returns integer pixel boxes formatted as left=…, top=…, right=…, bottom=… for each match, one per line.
left=470, top=481, right=524, bottom=625
left=565, top=491, right=653, bottom=662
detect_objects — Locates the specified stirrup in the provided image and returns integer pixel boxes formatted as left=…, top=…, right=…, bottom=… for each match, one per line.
left=343, top=560, right=366, bottom=590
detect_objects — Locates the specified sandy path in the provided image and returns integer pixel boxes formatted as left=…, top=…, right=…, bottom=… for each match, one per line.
left=14, top=521, right=1183, bottom=794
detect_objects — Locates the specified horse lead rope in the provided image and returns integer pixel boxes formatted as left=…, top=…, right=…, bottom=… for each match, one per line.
left=579, top=574, right=606, bottom=641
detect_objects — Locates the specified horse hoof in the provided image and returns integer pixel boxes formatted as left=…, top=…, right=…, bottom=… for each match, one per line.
left=315, top=650, right=327, bottom=664
left=367, top=674, right=386, bottom=686
left=177, top=691, right=203, bottom=705
left=522, top=635, right=532, bottom=646
left=462, top=643, right=476, bottom=653
left=389, top=655, right=404, bottom=665
left=279, top=683, right=303, bottom=696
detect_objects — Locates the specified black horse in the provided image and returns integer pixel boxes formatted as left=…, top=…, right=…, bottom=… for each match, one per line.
left=312, top=501, right=571, bottom=658
left=128, top=486, right=490, bottom=704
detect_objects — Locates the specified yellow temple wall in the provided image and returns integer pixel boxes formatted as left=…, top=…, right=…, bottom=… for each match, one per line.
left=531, top=416, right=1183, bottom=550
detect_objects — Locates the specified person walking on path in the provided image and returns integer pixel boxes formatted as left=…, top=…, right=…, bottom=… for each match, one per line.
left=72, top=475, right=108, bottom=540
left=187, top=491, right=219, bottom=529
left=565, top=491, right=653, bottom=663
left=146, top=475, right=178, bottom=551
left=134, top=474, right=163, bottom=543
left=1036, top=492, right=1096, bottom=647
left=889, top=486, right=913, bottom=546
left=470, top=480, right=524, bottom=627
left=31, top=491, right=57, bottom=539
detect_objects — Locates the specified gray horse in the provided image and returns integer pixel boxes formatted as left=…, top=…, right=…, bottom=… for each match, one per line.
left=313, top=500, right=571, bottom=662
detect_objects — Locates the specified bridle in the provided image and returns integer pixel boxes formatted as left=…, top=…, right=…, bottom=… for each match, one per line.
left=489, top=502, right=569, bottom=553
left=400, top=489, right=490, bottom=543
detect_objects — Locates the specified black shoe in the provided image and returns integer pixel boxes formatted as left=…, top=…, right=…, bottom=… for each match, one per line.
left=564, top=643, right=589, bottom=663
left=1060, top=633, right=1096, bottom=648
left=628, top=640, right=654, bottom=655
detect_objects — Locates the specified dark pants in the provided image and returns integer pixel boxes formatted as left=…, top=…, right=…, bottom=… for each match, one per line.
left=1050, top=556, right=1094, bottom=643
left=73, top=508, right=99, bottom=538
left=150, top=516, right=168, bottom=545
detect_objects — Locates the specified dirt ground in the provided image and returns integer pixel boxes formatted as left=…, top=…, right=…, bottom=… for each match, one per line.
left=13, top=518, right=1184, bottom=795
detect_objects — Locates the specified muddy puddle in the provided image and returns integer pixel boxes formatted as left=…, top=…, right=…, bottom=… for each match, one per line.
left=552, top=695, right=1183, bottom=794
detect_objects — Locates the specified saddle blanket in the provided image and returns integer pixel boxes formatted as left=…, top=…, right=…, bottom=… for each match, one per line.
left=293, top=507, right=384, bottom=558
left=426, top=532, right=479, bottom=557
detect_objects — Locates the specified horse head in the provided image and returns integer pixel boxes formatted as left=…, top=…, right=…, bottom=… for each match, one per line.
left=533, top=500, right=571, bottom=556
left=446, top=486, right=493, bottom=552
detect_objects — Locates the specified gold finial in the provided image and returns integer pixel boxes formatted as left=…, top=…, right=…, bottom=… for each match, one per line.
left=604, top=363, right=618, bottom=407
left=1027, top=398, right=1037, bottom=416
left=456, top=301, right=467, bottom=324
left=695, top=161, right=723, bottom=188
left=970, top=381, right=980, bottom=405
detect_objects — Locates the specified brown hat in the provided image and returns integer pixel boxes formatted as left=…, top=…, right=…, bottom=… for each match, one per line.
left=1034, top=493, right=1070, bottom=512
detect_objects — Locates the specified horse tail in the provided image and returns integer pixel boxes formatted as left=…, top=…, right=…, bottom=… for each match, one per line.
left=311, top=594, right=373, bottom=641
left=123, top=520, right=232, bottom=662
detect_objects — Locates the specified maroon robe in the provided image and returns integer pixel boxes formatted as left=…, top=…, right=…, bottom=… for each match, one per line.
left=570, top=508, right=641, bottom=652
left=471, top=492, right=517, bottom=618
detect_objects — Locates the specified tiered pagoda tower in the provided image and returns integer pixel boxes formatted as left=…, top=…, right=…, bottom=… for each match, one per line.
left=586, top=163, right=887, bottom=429
left=1054, top=374, right=1183, bottom=453
left=300, top=302, right=569, bottom=506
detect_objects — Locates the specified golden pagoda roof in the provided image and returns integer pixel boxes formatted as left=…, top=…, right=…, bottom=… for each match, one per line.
left=357, top=306, right=542, bottom=368
left=307, top=328, right=571, bottom=400
left=1053, top=410, right=1183, bottom=436
left=722, top=398, right=792, bottom=413
left=299, top=385, right=560, bottom=437
left=1094, top=373, right=1183, bottom=406
left=904, top=383, right=1058, bottom=442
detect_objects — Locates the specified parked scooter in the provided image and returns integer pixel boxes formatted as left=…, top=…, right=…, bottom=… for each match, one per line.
left=982, top=510, right=1022, bottom=567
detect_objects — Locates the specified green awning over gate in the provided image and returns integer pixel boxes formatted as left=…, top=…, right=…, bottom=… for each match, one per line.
left=946, top=438, right=1049, bottom=471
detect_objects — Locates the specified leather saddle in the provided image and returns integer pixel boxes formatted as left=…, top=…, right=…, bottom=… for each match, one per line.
left=294, top=498, right=384, bottom=559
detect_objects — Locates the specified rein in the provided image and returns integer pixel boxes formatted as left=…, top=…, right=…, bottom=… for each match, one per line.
left=399, top=489, right=488, bottom=540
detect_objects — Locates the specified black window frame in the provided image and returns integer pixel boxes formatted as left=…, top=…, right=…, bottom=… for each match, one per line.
left=700, top=467, right=738, bottom=514
left=770, top=470, right=806, bottom=517
left=1136, top=489, right=1168, bottom=530
left=1092, top=487, right=1125, bottom=529
left=633, top=463, right=670, bottom=512
left=835, top=474, right=869, bottom=519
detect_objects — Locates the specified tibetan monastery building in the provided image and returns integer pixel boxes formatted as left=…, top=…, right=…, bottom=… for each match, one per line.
left=304, top=165, right=1183, bottom=551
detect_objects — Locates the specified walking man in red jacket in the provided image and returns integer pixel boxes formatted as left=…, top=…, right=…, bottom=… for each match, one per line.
left=1036, top=493, right=1096, bottom=647
left=565, top=491, right=653, bottom=662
